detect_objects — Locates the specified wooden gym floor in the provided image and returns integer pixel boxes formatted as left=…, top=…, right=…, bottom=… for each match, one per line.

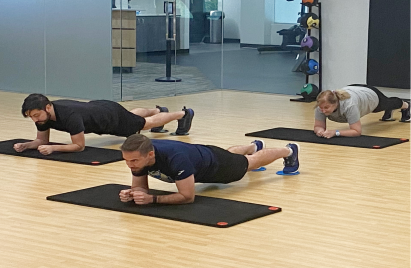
left=0, top=90, right=409, bottom=268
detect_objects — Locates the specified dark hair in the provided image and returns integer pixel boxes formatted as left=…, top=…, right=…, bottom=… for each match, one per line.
left=21, top=93, right=52, bottom=117
left=120, top=134, right=154, bottom=155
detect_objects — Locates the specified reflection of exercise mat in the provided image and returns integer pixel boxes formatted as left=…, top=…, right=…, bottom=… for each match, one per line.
left=0, top=139, right=123, bottom=165
left=47, top=184, right=282, bottom=228
left=245, top=128, right=409, bottom=149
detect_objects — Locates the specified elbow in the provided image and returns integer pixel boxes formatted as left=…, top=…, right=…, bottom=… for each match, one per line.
left=185, top=196, right=195, bottom=204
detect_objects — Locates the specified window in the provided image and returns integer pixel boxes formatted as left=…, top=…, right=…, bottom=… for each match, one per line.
left=275, top=1, right=306, bottom=24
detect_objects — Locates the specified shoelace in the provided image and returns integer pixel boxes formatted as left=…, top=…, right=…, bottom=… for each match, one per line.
left=283, top=156, right=294, bottom=167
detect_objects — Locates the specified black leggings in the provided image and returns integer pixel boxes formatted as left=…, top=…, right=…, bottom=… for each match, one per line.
left=349, top=84, right=404, bottom=113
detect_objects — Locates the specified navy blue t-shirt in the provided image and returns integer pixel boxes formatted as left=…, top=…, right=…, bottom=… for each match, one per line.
left=132, top=139, right=218, bottom=183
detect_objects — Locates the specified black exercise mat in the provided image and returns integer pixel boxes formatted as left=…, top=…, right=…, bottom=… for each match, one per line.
left=47, top=183, right=282, bottom=228
left=0, top=139, right=123, bottom=165
left=245, top=127, right=409, bottom=149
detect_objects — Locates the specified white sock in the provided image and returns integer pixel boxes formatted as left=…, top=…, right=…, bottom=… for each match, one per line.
left=287, top=148, right=293, bottom=157
left=253, top=144, right=258, bottom=154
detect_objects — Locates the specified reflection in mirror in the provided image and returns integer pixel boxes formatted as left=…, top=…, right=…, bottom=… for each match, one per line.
left=222, top=0, right=306, bottom=96
left=111, top=0, right=308, bottom=101
left=111, top=5, right=137, bottom=101
left=112, top=0, right=220, bottom=102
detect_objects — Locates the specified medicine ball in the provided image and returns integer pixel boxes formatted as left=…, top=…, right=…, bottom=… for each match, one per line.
left=302, top=0, right=318, bottom=7
left=300, top=13, right=320, bottom=29
left=300, top=36, right=319, bottom=52
left=301, top=59, right=319, bottom=75
left=301, top=83, right=319, bottom=99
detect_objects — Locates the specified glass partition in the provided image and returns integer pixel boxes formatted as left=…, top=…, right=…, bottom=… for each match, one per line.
left=173, top=0, right=221, bottom=95
left=45, top=0, right=112, bottom=99
left=114, top=0, right=220, bottom=101
left=0, top=0, right=308, bottom=102
left=0, top=1, right=46, bottom=94
left=0, top=0, right=112, bottom=100
left=221, top=0, right=305, bottom=95
left=113, top=0, right=308, bottom=101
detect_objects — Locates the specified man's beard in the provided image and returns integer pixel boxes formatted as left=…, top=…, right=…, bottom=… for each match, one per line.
left=37, top=111, right=51, bottom=125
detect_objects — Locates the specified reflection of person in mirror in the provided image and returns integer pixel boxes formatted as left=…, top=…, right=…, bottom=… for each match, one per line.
left=14, top=93, right=194, bottom=155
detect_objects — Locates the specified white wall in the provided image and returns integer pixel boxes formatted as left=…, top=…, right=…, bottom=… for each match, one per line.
left=221, top=0, right=241, bottom=39
left=240, top=0, right=302, bottom=45
left=178, top=0, right=190, bottom=49
left=317, top=0, right=370, bottom=90
left=240, top=0, right=274, bottom=45
left=264, top=0, right=275, bottom=44
left=240, top=0, right=264, bottom=44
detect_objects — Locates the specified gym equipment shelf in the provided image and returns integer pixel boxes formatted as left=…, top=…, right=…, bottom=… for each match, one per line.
left=290, top=1, right=322, bottom=103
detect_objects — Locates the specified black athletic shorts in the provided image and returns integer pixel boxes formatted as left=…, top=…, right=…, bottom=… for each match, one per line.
left=93, top=100, right=146, bottom=137
left=206, top=145, right=249, bottom=184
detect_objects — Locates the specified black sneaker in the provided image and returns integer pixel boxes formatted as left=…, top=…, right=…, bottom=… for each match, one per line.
left=381, top=110, right=395, bottom=121
left=175, top=107, right=194, bottom=135
left=400, top=102, right=410, bottom=122
left=150, top=105, right=169, bottom=132
left=283, top=143, right=300, bottom=174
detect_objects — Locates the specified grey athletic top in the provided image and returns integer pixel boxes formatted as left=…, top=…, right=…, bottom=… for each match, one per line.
left=315, top=85, right=379, bottom=124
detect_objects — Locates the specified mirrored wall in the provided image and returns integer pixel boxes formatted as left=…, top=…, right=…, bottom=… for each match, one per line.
left=0, top=0, right=306, bottom=101
left=114, top=0, right=306, bottom=102
left=0, top=0, right=113, bottom=100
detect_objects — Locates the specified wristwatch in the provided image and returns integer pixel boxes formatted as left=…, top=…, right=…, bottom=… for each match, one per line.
left=335, top=130, right=340, bottom=136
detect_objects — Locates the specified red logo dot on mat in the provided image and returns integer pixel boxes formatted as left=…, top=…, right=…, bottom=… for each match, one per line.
left=269, top=207, right=279, bottom=211
left=91, top=161, right=100, bottom=165
left=400, top=138, right=409, bottom=142
left=217, top=222, right=228, bottom=226
left=372, top=145, right=381, bottom=149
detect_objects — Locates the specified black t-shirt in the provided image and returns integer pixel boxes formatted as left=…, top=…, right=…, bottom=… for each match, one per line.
left=132, top=139, right=218, bottom=183
left=36, top=100, right=134, bottom=136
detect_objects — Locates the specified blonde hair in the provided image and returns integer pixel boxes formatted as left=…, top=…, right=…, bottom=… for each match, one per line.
left=315, top=89, right=351, bottom=107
